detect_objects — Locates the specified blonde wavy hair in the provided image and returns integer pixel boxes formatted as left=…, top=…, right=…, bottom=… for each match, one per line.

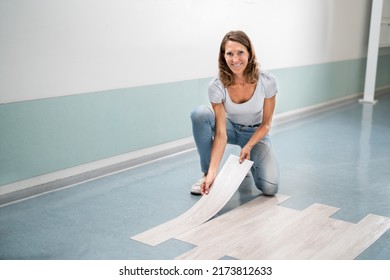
left=218, top=30, right=259, bottom=87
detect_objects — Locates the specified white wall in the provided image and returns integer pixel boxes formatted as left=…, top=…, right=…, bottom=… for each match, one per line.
left=0, top=0, right=371, bottom=103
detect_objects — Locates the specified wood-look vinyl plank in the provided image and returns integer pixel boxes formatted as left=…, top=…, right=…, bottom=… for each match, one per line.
left=271, top=218, right=352, bottom=260
left=131, top=154, right=253, bottom=246
left=175, top=197, right=390, bottom=260
left=311, top=214, right=390, bottom=259
left=176, top=194, right=291, bottom=245
left=176, top=201, right=341, bottom=260
left=175, top=195, right=293, bottom=260
left=233, top=203, right=345, bottom=260
left=175, top=205, right=297, bottom=260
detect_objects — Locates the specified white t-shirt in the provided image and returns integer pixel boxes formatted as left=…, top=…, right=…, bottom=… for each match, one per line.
left=208, top=71, right=278, bottom=126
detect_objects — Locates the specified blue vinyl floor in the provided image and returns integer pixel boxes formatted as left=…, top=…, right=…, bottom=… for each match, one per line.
left=0, top=92, right=389, bottom=260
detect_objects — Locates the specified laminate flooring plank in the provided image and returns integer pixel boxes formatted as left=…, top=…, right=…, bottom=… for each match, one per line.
left=277, top=218, right=352, bottom=260
left=312, top=214, right=390, bottom=259
left=176, top=201, right=342, bottom=260
left=176, top=206, right=297, bottom=260
left=175, top=195, right=296, bottom=260
left=226, top=203, right=341, bottom=260
left=183, top=199, right=390, bottom=260
left=239, top=204, right=345, bottom=259
left=176, top=194, right=291, bottom=245
left=229, top=206, right=390, bottom=260
left=131, top=154, right=253, bottom=246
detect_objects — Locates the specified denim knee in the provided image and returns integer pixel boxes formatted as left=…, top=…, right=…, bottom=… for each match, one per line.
left=255, top=180, right=279, bottom=196
left=190, top=105, right=213, bottom=124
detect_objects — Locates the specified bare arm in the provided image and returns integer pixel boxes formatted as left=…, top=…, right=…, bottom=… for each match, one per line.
left=239, top=95, right=276, bottom=162
left=201, top=102, right=227, bottom=195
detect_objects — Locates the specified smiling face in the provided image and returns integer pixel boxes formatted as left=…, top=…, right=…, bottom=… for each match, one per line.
left=224, top=40, right=249, bottom=77
left=218, top=30, right=259, bottom=87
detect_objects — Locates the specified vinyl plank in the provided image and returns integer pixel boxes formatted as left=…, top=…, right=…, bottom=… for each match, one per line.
left=175, top=195, right=292, bottom=260
left=130, top=154, right=253, bottom=246
left=312, top=214, right=390, bottom=259
left=232, top=206, right=390, bottom=260
left=176, top=194, right=291, bottom=245
left=175, top=198, right=390, bottom=260
left=235, top=203, right=343, bottom=259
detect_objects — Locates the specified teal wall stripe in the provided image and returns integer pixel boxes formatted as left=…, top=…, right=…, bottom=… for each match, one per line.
left=376, top=53, right=390, bottom=88
left=0, top=79, right=209, bottom=185
left=0, top=56, right=389, bottom=186
left=272, top=58, right=367, bottom=114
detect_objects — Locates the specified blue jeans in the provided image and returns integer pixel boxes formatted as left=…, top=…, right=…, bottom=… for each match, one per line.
left=190, top=105, right=279, bottom=196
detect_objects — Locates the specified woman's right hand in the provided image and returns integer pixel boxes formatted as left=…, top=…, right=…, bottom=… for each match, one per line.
left=201, top=172, right=217, bottom=195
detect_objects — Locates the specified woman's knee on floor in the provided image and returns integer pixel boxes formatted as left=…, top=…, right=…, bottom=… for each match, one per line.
left=255, top=180, right=279, bottom=196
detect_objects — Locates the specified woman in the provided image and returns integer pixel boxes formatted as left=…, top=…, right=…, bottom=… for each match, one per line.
left=190, top=30, right=279, bottom=196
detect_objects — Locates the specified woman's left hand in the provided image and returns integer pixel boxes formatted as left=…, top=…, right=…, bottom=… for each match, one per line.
left=239, top=145, right=251, bottom=163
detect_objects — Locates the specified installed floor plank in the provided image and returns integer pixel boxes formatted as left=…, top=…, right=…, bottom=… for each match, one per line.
left=174, top=196, right=390, bottom=260
left=311, top=214, right=390, bottom=259
left=131, top=154, right=253, bottom=246
left=176, top=194, right=291, bottom=245
left=233, top=203, right=343, bottom=260
left=175, top=194, right=293, bottom=260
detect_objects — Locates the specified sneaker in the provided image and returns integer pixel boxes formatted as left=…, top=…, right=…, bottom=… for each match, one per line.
left=190, top=178, right=203, bottom=195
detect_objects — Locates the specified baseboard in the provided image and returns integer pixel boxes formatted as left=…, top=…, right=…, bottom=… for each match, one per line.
left=0, top=137, right=195, bottom=206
